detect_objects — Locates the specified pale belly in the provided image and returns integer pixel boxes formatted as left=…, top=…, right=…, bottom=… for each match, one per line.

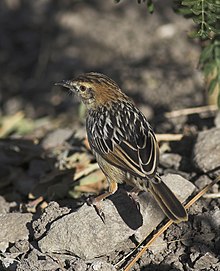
left=95, top=152, right=149, bottom=191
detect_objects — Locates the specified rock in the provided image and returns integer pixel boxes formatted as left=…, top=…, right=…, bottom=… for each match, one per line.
left=32, top=201, right=70, bottom=239
left=148, top=235, right=167, bottom=254
left=164, top=253, right=184, bottom=270
left=190, top=249, right=200, bottom=263
left=194, top=175, right=213, bottom=190
left=0, top=253, right=18, bottom=271
left=41, top=128, right=73, bottom=150
left=160, top=153, right=182, bottom=170
left=193, top=252, right=219, bottom=270
left=38, top=174, right=195, bottom=260
left=211, top=207, right=220, bottom=228
left=214, top=111, right=220, bottom=128
left=16, top=248, right=61, bottom=271
left=67, top=258, right=88, bottom=271
left=88, top=260, right=116, bottom=271
left=138, top=104, right=154, bottom=120
left=0, top=213, right=33, bottom=252
left=193, top=128, right=220, bottom=174
left=1, top=240, right=30, bottom=271
left=38, top=198, right=139, bottom=260
left=0, top=196, right=11, bottom=213
left=8, top=240, right=30, bottom=254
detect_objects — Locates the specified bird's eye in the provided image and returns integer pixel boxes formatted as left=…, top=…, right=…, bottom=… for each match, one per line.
left=80, top=85, right=86, bottom=92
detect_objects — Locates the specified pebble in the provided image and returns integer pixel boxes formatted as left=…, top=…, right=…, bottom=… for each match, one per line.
left=192, top=127, right=220, bottom=174
left=0, top=213, right=33, bottom=252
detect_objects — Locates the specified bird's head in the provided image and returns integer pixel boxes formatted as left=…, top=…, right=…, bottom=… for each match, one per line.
left=55, top=72, right=128, bottom=110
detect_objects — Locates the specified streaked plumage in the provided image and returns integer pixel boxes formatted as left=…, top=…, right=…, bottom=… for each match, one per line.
left=86, top=100, right=159, bottom=178
left=56, top=72, right=188, bottom=222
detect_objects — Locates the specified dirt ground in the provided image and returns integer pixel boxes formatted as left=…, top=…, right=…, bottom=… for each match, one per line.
left=0, top=0, right=220, bottom=270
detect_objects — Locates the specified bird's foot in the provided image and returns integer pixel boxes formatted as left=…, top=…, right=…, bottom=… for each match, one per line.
left=87, top=196, right=105, bottom=223
left=127, top=189, right=141, bottom=211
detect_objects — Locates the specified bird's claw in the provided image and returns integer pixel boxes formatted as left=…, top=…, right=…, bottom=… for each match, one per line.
left=86, top=196, right=106, bottom=223
left=94, top=204, right=105, bottom=223
left=127, top=191, right=140, bottom=211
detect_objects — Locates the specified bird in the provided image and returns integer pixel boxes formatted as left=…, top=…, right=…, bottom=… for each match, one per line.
left=55, top=72, right=188, bottom=223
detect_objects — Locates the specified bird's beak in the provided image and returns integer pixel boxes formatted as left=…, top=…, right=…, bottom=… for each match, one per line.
left=54, top=80, right=73, bottom=89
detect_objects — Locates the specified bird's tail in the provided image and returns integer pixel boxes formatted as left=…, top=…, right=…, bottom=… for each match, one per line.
left=149, top=175, right=188, bottom=223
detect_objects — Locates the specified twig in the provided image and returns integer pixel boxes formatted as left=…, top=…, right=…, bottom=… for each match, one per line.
left=165, top=105, right=218, bottom=119
left=121, top=175, right=220, bottom=271
left=73, top=163, right=100, bottom=181
left=155, top=133, right=183, bottom=142
left=0, top=111, right=24, bottom=137
left=203, top=192, right=220, bottom=198
left=185, top=175, right=220, bottom=208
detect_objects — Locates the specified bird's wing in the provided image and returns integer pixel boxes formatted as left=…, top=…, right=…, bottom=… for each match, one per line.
left=86, top=101, right=159, bottom=178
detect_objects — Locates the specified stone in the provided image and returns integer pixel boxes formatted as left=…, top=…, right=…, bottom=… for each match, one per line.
left=148, top=235, right=167, bottom=254
left=193, top=252, right=219, bottom=270
left=160, top=153, right=182, bottom=170
left=32, top=201, right=70, bottom=239
left=0, top=213, right=32, bottom=252
left=41, top=128, right=73, bottom=150
left=38, top=174, right=195, bottom=260
left=193, top=128, right=220, bottom=174
left=88, top=260, right=116, bottom=271
left=211, top=207, right=220, bottom=228
left=0, top=253, right=18, bottom=271
left=68, top=258, right=88, bottom=271
left=38, top=199, right=139, bottom=260
left=16, top=248, right=61, bottom=271
left=0, top=196, right=11, bottom=213
left=214, top=111, right=220, bottom=128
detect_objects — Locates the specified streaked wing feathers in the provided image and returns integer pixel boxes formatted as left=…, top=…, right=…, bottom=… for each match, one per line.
left=87, top=101, right=159, bottom=179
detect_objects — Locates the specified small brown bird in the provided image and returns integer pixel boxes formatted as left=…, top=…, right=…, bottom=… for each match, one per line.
left=56, top=72, right=188, bottom=222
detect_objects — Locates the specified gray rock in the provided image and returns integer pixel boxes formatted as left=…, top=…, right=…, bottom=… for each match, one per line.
left=193, top=252, right=219, bottom=270
left=211, top=207, right=220, bottom=228
left=138, top=104, right=154, bottom=120
left=9, top=240, right=30, bottom=254
left=0, top=196, right=11, bottom=213
left=190, top=249, right=200, bottom=263
left=214, top=111, right=220, bottom=128
left=194, top=175, right=213, bottom=190
left=41, top=128, right=73, bottom=150
left=67, top=258, right=88, bottom=271
left=38, top=200, right=138, bottom=260
left=160, top=153, right=182, bottom=170
left=0, top=213, right=32, bottom=252
left=33, top=201, right=70, bottom=239
left=88, top=260, right=116, bottom=271
left=193, top=128, right=220, bottom=174
left=148, top=235, right=167, bottom=254
left=0, top=253, right=18, bottom=271
left=1, top=240, right=30, bottom=271
left=38, top=174, right=195, bottom=260
left=16, top=248, right=61, bottom=271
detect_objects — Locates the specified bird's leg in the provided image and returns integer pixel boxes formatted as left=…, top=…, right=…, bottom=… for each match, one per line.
left=93, top=180, right=118, bottom=202
left=87, top=180, right=118, bottom=222
left=128, top=187, right=141, bottom=195
left=127, top=187, right=141, bottom=210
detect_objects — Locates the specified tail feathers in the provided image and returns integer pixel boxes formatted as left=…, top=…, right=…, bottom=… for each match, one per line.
left=149, top=177, right=188, bottom=223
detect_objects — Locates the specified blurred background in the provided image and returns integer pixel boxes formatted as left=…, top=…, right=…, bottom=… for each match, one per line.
left=0, top=0, right=205, bottom=128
